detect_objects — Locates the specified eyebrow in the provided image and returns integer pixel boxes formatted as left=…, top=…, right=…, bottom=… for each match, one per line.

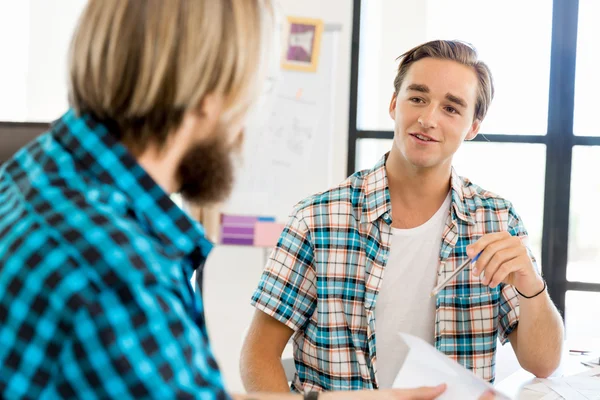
left=445, top=93, right=468, bottom=109
left=407, top=84, right=429, bottom=93
left=406, top=83, right=468, bottom=109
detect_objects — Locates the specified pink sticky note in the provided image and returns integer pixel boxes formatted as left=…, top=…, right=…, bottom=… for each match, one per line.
left=253, top=222, right=285, bottom=247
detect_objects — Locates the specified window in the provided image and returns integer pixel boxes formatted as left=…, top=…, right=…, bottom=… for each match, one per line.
left=349, top=0, right=600, bottom=326
left=573, top=0, right=600, bottom=136
left=356, top=140, right=546, bottom=261
left=568, top=147, right=600, bottom=284
left=566, top=291, right=600, bottom=339
left=357, top=0, right=553, bottom=135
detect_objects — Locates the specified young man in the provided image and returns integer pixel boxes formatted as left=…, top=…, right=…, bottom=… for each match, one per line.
left=242, top=40, right=564, bottom=392
left=0, top=1, right=456, bottom=399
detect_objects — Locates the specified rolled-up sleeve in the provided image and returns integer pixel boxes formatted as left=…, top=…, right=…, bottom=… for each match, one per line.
left=251, top=213, right=317, bottom=332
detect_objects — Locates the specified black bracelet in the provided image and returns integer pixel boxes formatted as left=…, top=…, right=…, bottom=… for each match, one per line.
left=515, top=279, right=547, bottom=299
left=303, top=392, right=319, bottom=400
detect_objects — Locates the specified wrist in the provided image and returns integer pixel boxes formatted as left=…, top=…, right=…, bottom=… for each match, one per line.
left=515, top=276, right=546, bottom=299
left=516, top=274, right=544, bottom=295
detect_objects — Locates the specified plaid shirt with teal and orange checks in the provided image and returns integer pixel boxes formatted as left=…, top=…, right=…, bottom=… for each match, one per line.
left=0, top=110, right=228, bottom=399
left=251, top=154, right=530, bottom=392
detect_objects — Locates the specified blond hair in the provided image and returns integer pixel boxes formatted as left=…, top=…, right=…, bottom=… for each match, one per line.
left=68, top=0, right=274, bottom=153
left=393, top=40, right=494, bottom=122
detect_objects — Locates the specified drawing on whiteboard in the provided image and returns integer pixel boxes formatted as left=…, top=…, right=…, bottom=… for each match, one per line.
left=225, top=27, right=338, bottom=220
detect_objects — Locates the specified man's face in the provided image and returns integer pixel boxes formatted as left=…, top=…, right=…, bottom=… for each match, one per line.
left=176, top=119, right=244, bottom=206
left=389, top=58, right=481, bottom=171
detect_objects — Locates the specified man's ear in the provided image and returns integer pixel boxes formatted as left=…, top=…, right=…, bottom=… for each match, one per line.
left=389, top=92, right=398, bottom=120
left=465, top=119, right=481, bottom=141
left=197, top=92, right=223, bottom=121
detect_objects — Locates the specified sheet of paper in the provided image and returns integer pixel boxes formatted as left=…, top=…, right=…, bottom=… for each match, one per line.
left=542, top=379, right=589, bottom=400
left=392, top=333, right=511, bottom=399
left=540, top=392, right=563, bottom=400
left=524, top=382, right=553, bottom=394
left=525, top=366, right=600, bottom=400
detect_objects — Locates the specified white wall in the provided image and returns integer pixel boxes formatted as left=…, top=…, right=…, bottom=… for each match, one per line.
left=25, top=0, right=86, bottom=121
left=203, top=1, right=354, bottom=393
left=0, top=0, right=86, bottom=122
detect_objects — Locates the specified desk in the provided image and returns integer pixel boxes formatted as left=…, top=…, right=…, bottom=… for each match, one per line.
left=496, top=337, right=600, bottom=399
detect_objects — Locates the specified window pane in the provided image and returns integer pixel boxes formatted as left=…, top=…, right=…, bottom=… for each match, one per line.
left=357, top=0, right=552, bottom=135
left=355, top=138, right=393, bottom=171
left=568, top=147, right=600, bottom=283
left=0, top=1, right=85, bottom=122
left=565, top=291, right=600, bottom=339
left=355, top=140, right=545, bottom=260
left=574, top=0, right=600, bottom=136
left=453, top=143, right=546, bottom=260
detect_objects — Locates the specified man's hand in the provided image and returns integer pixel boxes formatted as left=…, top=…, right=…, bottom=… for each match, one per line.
left=467, top=231, right=544, bottom=296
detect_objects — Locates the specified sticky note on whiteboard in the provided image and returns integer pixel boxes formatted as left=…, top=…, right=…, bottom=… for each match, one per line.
left=254, top=222, right=285, bottom=247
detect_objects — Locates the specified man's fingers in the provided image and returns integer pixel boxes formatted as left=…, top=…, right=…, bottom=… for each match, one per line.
left=472, top=237, right=520, bottom=277
left=477, top=247, right=521, bottom=285
left=487, top=258, right=524, bottom=287
left=478, top=390, right=497, bottom=400
left=466, top=232, right=510, bottom=259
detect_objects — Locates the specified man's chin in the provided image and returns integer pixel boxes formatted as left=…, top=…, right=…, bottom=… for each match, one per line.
left=176, top=144, right=236, bottom=206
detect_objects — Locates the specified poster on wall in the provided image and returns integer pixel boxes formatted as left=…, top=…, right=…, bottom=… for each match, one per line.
left=281, top=16, right=324, bottom=73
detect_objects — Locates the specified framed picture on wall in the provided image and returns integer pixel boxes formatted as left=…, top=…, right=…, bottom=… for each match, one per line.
left=281, top=16, right=324, bottom=73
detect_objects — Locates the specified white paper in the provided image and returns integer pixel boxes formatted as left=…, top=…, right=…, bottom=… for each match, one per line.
left=524, top=366, right=600, bottom=400
left=541, top=379, right=589, bottom=400
left=392, top=333, right=511, bottom=399
left=524, top=382, right=553, bottom=394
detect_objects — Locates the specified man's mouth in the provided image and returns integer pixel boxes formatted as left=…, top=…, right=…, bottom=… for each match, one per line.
left=410, top=133, right=436, bottom=142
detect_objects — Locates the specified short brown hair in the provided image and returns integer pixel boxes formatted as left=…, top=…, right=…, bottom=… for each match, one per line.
left=68, top=0, right=274, bottom=154
left=393, top=40, right=494, bottom=122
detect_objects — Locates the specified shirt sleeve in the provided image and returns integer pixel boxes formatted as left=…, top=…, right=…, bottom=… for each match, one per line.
left=498, top=282, right=519, bottom=344
left=250, top=213, right=317, bottom=332
left=498, top=204, right=540, bottom=345
left=58, top=283, right=230, bottom=400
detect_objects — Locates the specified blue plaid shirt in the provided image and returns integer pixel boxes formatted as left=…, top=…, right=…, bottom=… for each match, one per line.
left=0, top=110, right=228, bottom=399
left=252, top=155, right=526, bottom=391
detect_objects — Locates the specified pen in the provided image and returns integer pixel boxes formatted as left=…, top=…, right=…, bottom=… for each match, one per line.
left=430, top=252, right=482, bottom=297
left=569, top=349, right=592, bottom=355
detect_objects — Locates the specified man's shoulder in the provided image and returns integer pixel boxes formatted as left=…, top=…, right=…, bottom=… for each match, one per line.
left=458, top=175, right=515, bottom=212
left=0, top=138, right=162, bottom=286
left=290, top=168, right=371, bottom=221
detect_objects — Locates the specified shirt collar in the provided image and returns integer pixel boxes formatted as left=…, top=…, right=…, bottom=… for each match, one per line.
left=361, top=154, right=475, bottom=225
left=51, top=109, right=214, bottom=262
left=361, top=155, right=392, bottom=224
left=450, top=167, right=476, bottom=225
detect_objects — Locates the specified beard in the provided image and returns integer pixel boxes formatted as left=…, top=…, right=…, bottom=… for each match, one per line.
left=176, top=127, right=243, bottom=206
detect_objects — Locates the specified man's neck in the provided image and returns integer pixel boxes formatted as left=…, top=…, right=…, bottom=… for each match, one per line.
left=385, top=150, right=452, bottom=228
left=134, top=141, right=182, bottom=195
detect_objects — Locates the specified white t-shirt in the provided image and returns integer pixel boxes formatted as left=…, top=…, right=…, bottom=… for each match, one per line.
left=374, top=193, right=451, bottom=388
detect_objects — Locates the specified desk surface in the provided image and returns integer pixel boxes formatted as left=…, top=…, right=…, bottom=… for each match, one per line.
left=496, top=337, right=600, bottom=399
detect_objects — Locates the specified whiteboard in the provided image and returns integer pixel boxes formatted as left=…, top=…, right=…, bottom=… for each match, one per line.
left=225, top=26, right=341, bottom=221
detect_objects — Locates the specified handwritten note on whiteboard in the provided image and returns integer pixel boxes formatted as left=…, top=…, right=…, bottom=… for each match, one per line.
left=225, top=30, right=339, bottom=221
